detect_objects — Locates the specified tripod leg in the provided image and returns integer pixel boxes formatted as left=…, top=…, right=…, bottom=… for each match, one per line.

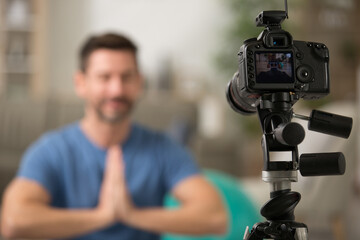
left=243, top=226, right=250, bottom=240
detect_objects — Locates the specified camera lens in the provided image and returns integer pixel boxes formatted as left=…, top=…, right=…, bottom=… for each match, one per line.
left=296, top=65, right=314, bottom=83
left=226, top=73, right=257, bottom=115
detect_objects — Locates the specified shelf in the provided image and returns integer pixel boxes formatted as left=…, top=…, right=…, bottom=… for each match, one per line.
left=0, top=0, right=46, bottom=100
left=1, top=71, right=34, bottom=74
left=0, top=27, right=35, bottom=33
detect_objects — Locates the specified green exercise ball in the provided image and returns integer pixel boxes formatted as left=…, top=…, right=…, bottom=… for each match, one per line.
left=162, top=170, right=262, bottom=240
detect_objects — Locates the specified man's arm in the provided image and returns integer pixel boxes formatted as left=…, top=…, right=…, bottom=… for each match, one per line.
left=124, top=175, right=228, bottom=235
left=1, top=144, right=129, bottom=239
left=1, top=145, right=125, bottom=240
left=0, top=178, right=115, bottom=239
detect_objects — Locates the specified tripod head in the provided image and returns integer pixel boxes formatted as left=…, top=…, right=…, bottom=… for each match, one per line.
left=243, top=92, right=352, bottom=240
left=257, top=92, right=351, bottom=175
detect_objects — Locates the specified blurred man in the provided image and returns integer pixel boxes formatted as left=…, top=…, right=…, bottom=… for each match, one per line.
left=1, top=33, right=227, bottom=239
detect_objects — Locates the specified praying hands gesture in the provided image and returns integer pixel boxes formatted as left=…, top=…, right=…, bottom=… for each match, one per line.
left=97, top=145, right=135, bottom=224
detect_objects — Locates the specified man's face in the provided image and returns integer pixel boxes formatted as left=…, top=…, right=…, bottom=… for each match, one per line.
left=77, top=49, right=142, bottom=123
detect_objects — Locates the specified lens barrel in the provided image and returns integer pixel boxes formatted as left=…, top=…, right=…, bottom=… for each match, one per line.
left=226, top=73, right=257, bottom=115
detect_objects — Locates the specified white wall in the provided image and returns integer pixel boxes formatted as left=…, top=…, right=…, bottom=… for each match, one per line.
left=46, top=0, right=89, bottom=97
left=46, top=0, right=229, bottom=97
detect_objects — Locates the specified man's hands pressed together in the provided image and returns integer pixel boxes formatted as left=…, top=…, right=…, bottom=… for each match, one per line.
left=97, top=145, right=135, bottom=225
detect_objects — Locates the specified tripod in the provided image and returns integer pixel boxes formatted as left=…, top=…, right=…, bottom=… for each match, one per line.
left=243, top=92, right=352, bottom=240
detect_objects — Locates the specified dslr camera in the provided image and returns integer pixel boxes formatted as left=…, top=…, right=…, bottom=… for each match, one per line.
left=227, top=11, right=330, bottom=114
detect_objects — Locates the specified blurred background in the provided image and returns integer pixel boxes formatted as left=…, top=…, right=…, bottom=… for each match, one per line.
left=0, top=0, right=359, bottom=239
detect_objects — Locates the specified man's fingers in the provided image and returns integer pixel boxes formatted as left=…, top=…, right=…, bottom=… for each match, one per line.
left=102, top=145, right=135, bottom=222
left=105, top=145, right=125, bottom=183
left=106, top=145, right=124, bottom=167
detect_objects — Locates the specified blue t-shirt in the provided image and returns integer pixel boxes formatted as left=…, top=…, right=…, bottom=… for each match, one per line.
left=17, top=122, right=199, bottom=240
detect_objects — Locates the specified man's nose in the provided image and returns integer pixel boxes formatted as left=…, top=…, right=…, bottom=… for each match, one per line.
left=108, top=77, right=124, bottom=96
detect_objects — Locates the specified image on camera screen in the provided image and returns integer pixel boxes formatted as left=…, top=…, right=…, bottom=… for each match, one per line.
left=255, top=52, right=294, bottom=83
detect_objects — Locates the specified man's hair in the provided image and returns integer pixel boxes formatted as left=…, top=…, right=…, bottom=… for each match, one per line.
left=79, top=32, right=138, bottom=72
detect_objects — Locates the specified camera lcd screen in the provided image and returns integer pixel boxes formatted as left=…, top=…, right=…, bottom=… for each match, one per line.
left=255, top=52, right=294, bottom=83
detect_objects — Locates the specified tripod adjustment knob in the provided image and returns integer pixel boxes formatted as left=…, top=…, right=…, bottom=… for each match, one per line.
left=299, top=152, right=346, bottom=176
left=274, top=122, right=305, bottom=146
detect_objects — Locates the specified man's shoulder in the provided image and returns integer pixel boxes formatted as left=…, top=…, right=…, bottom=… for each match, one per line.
left=30, top=122, right=80, bottom=151
left=20, top=122, right=81, bottom=168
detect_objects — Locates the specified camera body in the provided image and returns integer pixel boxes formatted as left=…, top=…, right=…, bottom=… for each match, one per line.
left=228, top=11, right=330, bottom=114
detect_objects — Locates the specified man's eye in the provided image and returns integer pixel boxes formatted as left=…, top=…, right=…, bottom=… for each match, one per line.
left=122, top=72, right=136, bottom=83
left=100, top=75, right=110, bottom=81
left=122, top=74, right=131, bottom=82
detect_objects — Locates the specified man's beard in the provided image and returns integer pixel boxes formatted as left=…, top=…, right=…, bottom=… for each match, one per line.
left=94, top=97, right=134, bottom=124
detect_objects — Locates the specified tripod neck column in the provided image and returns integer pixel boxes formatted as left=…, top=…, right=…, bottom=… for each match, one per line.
left=262, top=170, right=298, bottom=193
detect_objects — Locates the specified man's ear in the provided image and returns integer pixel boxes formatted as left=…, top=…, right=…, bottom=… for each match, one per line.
left=137, top=73, right=145, bottom=97
left=74, top=71, right=86, bottom=98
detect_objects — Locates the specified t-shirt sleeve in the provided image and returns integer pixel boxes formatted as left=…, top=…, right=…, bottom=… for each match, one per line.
left=159, top=135, right=200, bottom=193
left=17, top=135, right=60, bottom=199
